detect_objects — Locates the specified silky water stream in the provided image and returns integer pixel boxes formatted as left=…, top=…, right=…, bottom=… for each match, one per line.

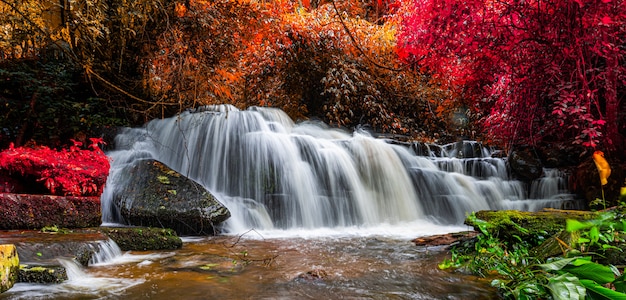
left=2, top=105, right=581, bottom=299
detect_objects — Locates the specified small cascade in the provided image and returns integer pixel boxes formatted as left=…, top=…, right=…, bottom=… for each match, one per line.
left=101, top=105, right=581, bottom=233
left=88, top=239, right=123, bottom=265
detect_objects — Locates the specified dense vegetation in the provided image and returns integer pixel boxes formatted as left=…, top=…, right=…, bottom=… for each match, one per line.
left=2, top=0, right=622, bottom=157
left=443, top=207, right=626, bottom=299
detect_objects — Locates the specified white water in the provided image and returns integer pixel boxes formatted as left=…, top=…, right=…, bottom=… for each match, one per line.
left=101, top=105, right=580, bottom=236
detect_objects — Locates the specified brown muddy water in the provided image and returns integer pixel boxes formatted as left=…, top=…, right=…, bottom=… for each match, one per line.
left=1, top=229, right=498, bottom=300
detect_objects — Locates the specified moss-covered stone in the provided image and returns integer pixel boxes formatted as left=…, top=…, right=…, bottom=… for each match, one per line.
left=98, top=227, right=183, bottom=251
left=18, top=264, right=67, bottom=284
left=468, top=209, right=598, bottom=246
left=0, top=244, right=19, bottom=293
left=113, top=159, right=230, bottom=235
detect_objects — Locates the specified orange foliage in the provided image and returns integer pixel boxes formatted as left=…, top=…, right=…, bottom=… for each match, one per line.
left=144, top=0, right=460, bottom=142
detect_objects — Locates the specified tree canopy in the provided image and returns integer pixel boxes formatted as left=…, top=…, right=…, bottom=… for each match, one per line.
left=396, top=0, right=625, bottom=154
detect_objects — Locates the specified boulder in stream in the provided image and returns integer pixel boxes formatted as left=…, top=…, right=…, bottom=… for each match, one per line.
left=113, top=159, right=230, bottom=235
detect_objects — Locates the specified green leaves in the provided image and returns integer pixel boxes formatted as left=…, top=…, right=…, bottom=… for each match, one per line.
left=547, top=273, right=585, bottom=300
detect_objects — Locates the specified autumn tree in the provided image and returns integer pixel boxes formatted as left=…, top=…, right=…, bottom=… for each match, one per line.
left=239, top=2, right=453, bottom=140
left=397, top=0, right=625, bottom=154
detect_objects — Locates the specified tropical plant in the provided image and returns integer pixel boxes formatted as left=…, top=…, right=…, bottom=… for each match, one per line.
left=441, top=212, right=626, bottom=299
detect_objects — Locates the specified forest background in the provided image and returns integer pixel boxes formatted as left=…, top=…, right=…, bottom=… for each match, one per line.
left=0, top=0, right=624, bottom=161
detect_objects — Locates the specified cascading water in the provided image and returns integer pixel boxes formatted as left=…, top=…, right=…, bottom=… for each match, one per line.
left=101, top=105, right=580, bottom=234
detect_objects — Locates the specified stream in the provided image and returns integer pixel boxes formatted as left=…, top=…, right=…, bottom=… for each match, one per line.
left=2, top=226, right=498, bottom=299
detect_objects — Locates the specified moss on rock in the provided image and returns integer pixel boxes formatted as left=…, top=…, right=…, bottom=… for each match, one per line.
left=468, top=209, right=598, bottom=246
left=99, top=227, right=182, bottom=251
left=0, top=244, right=19, bottom=293
left=18, top=264, right=67, bottom=284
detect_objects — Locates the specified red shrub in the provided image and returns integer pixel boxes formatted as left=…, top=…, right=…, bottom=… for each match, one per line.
left=0, top=138, right=110, bottom=196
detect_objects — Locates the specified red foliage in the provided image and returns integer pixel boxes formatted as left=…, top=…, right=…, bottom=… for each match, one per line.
left=0, top=138, right=110, bottom=196
left=396, top=0, right=625, bottom=151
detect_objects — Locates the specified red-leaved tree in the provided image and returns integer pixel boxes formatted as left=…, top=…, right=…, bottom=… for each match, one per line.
left=396, top=0, right=625, bottom=153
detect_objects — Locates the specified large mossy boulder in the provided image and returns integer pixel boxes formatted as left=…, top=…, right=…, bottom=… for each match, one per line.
left=99, top=227, right=182, bottom=251
left=0, top=244, right=19, bottom=293
left=0, top=193, right=101, bottom=229
left=114, top=159, right=230, bottom=235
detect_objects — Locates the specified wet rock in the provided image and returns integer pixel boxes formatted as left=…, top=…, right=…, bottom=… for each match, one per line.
left=0, top=229, right=109, bottom=265
left=18, top=264, right=67, bottom=284
left=99, top=227, right=182, bottom=251
left=165, top=254, right=246, bottom=276
left=0, top=193, right=101, bottom=230
left=113, top=159, right=230, bottom=235
left=0, top=244, right=19, bottom=293
left=412, top=231, right=478, bottom=249
left=295, top=269, right=328, bottom=282
left=507, top=146, right=543, bottom=181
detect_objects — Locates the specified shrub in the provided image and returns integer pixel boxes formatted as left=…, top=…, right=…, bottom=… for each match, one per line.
left=0, top=138, right=110, bottom=196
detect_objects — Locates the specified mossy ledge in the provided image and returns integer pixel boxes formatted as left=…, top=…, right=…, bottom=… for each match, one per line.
left=18, top=264, right=67, bottom=284
left=98, top=227, right=183, bottom=251
left=468, top=209, right=598, bottom=246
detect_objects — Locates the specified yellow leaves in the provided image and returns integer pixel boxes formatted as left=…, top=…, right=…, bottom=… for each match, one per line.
left=592, top=150, right=611, bottom=186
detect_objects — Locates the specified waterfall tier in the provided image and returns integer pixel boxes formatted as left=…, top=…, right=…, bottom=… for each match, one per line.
left=101, top=105, right=581, bottom=233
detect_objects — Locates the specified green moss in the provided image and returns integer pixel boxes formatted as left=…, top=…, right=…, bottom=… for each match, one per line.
left=18, top=264, right=67, bottom=284
left=468, top=210, right=598, bottom=246
left=99, top=227, right=183, bottom=251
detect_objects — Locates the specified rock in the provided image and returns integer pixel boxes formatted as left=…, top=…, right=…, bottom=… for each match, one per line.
left=537, top=143, right=585, bottom=168
left=18, top=264, right=67, bottom=284
left=507, top=146, right=543, bottom=181
left=295, top=269, right=328, bottom=282
left=98, top=227, right=182, bottom=251
left=412, top=231, right=478, bottom=249
left=468, top=209, right=598, bottom=246
left=113, top=159, right=230, bottom=235
left=0, top=193, right=101, bottom=229
left=0, top=244, right=19, bottom=293
left=0, top=230, right=111, bottom=266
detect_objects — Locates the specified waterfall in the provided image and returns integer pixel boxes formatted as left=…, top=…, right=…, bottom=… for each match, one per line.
left=101, top=105, right=581, bottom=233
left=88, top=239, right=123, bottom=265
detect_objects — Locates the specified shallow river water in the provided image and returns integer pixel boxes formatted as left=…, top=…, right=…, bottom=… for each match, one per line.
left=2, top=226, right=498, bottom=300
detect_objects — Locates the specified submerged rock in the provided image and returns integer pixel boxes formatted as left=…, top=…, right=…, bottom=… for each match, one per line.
left=0, top=244, right=19, bottom=293
left=99, top=227, right=182, bottom=251
left=18, top=264, right=67, bottom=284
left=113, top=159, right=230, bottom=235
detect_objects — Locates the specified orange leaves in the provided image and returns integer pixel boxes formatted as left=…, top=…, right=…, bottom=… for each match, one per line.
left=592, top=150, right=611, bottom=186
left=175, top=2, right=187, bottom=17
